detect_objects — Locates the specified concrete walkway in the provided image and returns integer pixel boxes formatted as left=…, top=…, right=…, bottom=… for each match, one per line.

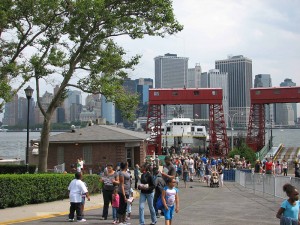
left=0, top=181, right=281, bottom=225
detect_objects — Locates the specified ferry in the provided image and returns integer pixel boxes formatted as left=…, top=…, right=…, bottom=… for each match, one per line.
left=161, top=117, right=208, bottom=153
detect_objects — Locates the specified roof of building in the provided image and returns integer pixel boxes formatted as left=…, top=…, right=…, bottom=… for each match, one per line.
left=48, top=125, right=149, bottom=143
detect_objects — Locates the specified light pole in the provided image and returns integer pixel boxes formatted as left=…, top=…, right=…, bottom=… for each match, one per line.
left=25, top=86, right=34, bottom=173
left=227, top=112, right=243, bottom=150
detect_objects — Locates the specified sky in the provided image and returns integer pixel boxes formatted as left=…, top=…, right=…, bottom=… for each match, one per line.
left=115, top=0, right=300, bottom=87
left=2, top=0, right=300, bottom=120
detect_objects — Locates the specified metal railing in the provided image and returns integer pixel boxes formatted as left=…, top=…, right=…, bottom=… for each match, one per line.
left=235, top=170, right=300, bottom=199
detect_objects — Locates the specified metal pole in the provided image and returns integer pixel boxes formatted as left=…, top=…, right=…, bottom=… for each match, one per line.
left=26, top=98, right=30, bottom=173
left=231, top=119, right=233, bottom=150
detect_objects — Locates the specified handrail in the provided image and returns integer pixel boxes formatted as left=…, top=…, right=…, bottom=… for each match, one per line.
left=273, top=144, right=284, bottom=161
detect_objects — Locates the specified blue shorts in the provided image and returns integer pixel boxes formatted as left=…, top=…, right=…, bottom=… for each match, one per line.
left=163, top=205, right=174, bottom=220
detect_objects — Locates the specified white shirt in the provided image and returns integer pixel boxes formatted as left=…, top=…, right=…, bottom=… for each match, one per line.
left=188, top=159, right=194, bottom=169
left=68, top=179, right=88, bottom=203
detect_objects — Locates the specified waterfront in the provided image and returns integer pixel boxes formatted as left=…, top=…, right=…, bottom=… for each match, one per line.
left=0, top=129, right=300, bottom=160
left=0, top=131, right=61, bottom=160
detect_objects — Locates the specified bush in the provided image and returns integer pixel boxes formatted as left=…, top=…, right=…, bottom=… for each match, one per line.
left=0, top=173, right=101, bottom=209
left=228, top=142, right=257, bottom=166
left=0, top=164, right=36, bottom=174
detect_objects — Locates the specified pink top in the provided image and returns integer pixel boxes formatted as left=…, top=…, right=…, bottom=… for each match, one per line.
left=112, top=193, right=119, bottom=208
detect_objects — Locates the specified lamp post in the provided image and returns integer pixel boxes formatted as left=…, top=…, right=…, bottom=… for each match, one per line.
left=25, top=86, right=34, bottom=173
left=227, top=112, right=243, bottom=150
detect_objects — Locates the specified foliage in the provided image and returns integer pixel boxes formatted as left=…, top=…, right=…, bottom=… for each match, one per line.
left=228, top=142, right=257, bottom=166
left=0, top=0, right=183, bottom=172
left=0, top=164, right=36, bottom=174
left=0, top=173, right=102, bottom=209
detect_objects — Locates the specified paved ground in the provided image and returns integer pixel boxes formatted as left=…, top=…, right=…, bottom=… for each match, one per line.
left=0, top=181, right=282, bottom=225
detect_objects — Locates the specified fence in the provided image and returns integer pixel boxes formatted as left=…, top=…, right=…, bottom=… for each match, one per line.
left=235, top=170, right=300, bottom=199
left=54, top=163, right=65, bottom=173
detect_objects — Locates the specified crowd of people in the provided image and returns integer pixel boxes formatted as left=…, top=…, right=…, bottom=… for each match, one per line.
left=66, top=152, right=300, bottom=224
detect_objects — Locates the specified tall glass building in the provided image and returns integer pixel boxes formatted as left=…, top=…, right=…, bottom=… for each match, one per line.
left=215, top=55, right=252, bottom=127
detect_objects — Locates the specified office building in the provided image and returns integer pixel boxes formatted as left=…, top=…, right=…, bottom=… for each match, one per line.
left=200, top=69, right=229, bottom=126
left=215, top=55, right=252, bottom=127
left=101, top=95, right=115, bottom=124
left=3, top=94, right=18, bottom=126
left=254, top=74, right=273, bottom=124
left=274, top=78, right=296, bottom=126
left=154, top=53, right=191, bottom=119
left=64, top=90, right=82, bottom=122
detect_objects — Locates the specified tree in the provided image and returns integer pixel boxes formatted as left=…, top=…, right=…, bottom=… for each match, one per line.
left=229, top=142, right=257, bottom=166
left=0, top=0, right=183, bottom=172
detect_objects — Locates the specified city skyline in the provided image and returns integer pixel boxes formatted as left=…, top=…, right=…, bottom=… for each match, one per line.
left=1, top=0, right=300, bottom=120
left=115, top=0, right=299, bottom=86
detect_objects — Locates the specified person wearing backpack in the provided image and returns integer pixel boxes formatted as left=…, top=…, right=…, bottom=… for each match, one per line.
left=153, top=167, right=166, bottom=218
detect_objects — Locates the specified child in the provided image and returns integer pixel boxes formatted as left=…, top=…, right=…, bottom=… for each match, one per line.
left=276, top=183, right=300, bottom=224
left=112, top=188, right=120, bottom=224
left=161, top=178, right=179, bottom=225
left=81, top=180, right=88, bottom=217
left=126, top=187, right=134, bottom=221
left=182, top=162, right=189, bottom=188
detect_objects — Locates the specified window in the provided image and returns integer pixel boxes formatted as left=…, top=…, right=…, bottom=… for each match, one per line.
left=154, top=91, right=159, bottom=96
left=255, top=90, right=261, bottom=95
left=212, top=90, right=217, bottom=95
left=197, top=128, right=203, bottom=132
left=274, top=90, right=280, bottom=95
left=57, top=146, right=64, bottom=165
left=191, top=127, right=195, bottom=132
left=83, top=145, right=93, bottom=164
left=194, top=91, right=199, bottom=96
left=172, top=91, right=178, bottom=96
left=167, top=127, right=171, bottom=132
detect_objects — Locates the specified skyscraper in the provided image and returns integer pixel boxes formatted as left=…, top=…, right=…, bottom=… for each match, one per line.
left=274, top=78, right=297, bottom=125
left=215, top=55, right=252, bottom=127
left=187, top=63, right=202, bottom=88
left=254, top=74, right=273, bottom=124
left=101, top=95, right=115, bottom=124
left=154, top=53, right=191, bottom=119
left=3, top=94, right=18, bottom=126
left=154, top=53, right=188, bottom=88
left=64, top=90, right=82, bottom=122
left=200, top=69, right=229, bottom=126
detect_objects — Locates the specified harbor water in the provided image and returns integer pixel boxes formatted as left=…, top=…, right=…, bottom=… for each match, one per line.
left=0, top=129, right=299, bottom=160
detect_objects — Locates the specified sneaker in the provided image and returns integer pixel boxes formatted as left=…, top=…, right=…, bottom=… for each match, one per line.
left=112, top=221, right=116, bottom=224
left=68, top=218, right=74, bottom=222
left=78, top=219, right=86, bottom=222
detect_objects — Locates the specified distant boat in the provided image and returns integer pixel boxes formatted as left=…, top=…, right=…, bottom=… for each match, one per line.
left=159, top=117, right=208, bottom=153
left=0, top=128, right=8, bottom=132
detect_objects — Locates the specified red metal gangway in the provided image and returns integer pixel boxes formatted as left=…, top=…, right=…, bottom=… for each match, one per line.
left=146, top=88, right=229, bottom=157
left=247, top=86, right=300, bottom=152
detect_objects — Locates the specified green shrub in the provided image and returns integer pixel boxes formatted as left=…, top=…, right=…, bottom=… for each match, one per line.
left=0, top=164, right=36, bottom=174
left=0, top=173, right=101, bottom=209
left=228, top=142, right=257, bottom=166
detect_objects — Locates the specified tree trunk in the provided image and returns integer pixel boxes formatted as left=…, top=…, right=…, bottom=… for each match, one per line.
left=38, top=116, right=51, bottom=172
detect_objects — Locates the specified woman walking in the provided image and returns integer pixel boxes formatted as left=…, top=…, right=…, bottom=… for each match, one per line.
left=100, top=163, right=119, bottom=220
left=138, top=163, right=157, bottom=225
left=117, top=162, right=131, bottom=224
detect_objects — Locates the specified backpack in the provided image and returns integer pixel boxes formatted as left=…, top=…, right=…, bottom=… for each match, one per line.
left=156, top=195, right=163, bottom=210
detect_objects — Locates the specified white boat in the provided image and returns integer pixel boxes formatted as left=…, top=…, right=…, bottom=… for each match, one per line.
left=161, top=117, right=208, bottom=153
left=0, top=128, right=8, bottom=132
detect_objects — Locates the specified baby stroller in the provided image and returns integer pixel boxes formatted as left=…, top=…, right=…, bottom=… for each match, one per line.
left=210, top=171, right=219, bottom=188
